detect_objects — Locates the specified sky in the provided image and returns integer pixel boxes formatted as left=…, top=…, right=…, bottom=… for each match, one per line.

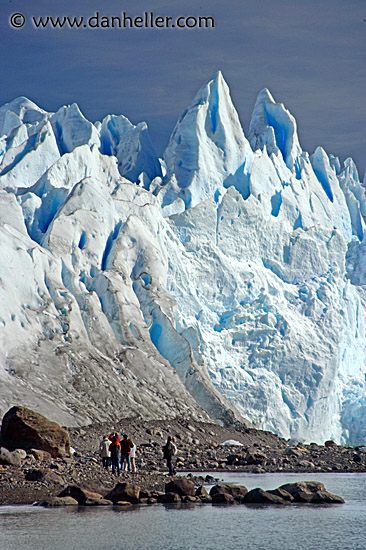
left=0, top=0, right=365, bottom=176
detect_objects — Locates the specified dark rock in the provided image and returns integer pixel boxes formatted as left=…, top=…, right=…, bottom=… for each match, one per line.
left=243, top=488, right=289, bottom=504
left=104, top=482, right=141, bottom=503
left=165, top=478, right=195, bottom=497
left=227, top=452, right=246, bottom=465
left=139, top=489, right=152, bottom=499
left=310, top=491, right=345, bottom=504
left=209, top=483, right=248, bottom=499
left=294, top=490, right=315, bottom=502
left=284, top=447, right=304, bottom=458
left=267, top=488, right=294, bottom=502
left=185, top=495, right=197, bottom=503
left=195, top=485, right=210, bottom=499
left=58, top=485, right=103, bottom=504
left=0, top=406, right=70, bottom=458
left=25, top=469, right=45, bottom=481
left=324, top=440, right=336, bottom=447
left=25, top=468, right=63, bottom=484
left=161, top=492, right=181, bottom=503
left=212, top=492, right=235, bottom=504
left=245, top=451, right=267, bottom=465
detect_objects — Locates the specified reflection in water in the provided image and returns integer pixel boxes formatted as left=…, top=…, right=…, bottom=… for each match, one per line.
left=0, top=473, right=365, bottom=550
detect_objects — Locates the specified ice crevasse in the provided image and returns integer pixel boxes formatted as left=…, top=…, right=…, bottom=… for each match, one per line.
left=0, top=72, right=365, bottom=445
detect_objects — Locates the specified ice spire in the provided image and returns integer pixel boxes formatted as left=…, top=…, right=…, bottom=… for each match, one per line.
left=161, top=71, right=253, bottom=210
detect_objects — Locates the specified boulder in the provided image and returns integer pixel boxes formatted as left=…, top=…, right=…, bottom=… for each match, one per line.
left=0, top=447, right=22, bottom=466
left=29, top=449, right=51, bottom=461
left=0, top=406, right=70, bottom=458
left=278, top=481, right=344, bottom=504
left=104, top=482, right=141, bottom=503
left=38, top=496, right=78, bottom=507
left=245, top=451, right=267, bottom=465
left=209, top=483, right=248, bottom=499
left=58, top=485, right=104, bottom=504
left=161, top=492, right=181, bottom=503
left=284, top=447, right=304, bottom=458
left=212, top=492, right=235, bottom=504
left=279, top=481, right=325, bottom=497
left=165, top=478, right=195, bottom=497
left=25, top=468, right=64, bottom=484
left=13, top=449, right=27, bottom=460
left=243, top=488, right=290, bottom=504
left=227, top=452, right=247, bottom=465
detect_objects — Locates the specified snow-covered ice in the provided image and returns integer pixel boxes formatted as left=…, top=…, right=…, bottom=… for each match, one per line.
left=0, top=74, right=365, bottom=444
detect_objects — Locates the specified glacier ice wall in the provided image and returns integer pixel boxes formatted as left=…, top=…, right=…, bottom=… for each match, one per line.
left=0, top=74, right=365, bottom=443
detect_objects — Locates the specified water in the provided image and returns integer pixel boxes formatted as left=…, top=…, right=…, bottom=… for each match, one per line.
left=0, top=472, right=365, bottom=550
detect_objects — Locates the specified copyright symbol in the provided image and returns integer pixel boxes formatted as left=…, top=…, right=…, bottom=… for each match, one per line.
left=10, top=13, right=26, bottom=28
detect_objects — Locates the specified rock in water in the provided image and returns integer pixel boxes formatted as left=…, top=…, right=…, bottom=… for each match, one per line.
left=104, top=482, right=141, bottom=504
left=165, top=478, right=195, bottom=497
left=0, top=406, right=70, bottom=458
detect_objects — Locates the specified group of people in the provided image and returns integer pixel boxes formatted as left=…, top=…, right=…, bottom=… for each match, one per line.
left=99, top=433, right=137, bottom=476
left=99, top=433, right=177, bottom=476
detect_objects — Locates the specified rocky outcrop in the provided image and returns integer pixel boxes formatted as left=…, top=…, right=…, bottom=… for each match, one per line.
left=58, top=485, right=105, bottom=504
left=0, top=407, right=70, bottom=458
left=165, top=478, right=195, bottom=497
left=278, top=481, right=345, bottom=504
left=207, top=480, right=344, bottom=506
left=243, top=488, right=291, bottom=504
left=210, top=483, right=248, bottom=500
left=104, top=482, right=141, bottom=503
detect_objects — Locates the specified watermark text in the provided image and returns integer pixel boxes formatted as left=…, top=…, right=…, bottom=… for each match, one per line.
left=10, top=11, right=215, bottom=30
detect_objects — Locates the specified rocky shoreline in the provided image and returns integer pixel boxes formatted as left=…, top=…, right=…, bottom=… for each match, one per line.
left=0, top=414, right=365, bottom=506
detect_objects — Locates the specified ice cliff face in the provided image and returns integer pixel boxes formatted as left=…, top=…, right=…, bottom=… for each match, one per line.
left=0, top=73, right=365, bottom=444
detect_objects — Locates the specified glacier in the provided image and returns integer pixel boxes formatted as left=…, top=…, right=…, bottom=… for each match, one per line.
left=0, top=72, right=365, bottom=445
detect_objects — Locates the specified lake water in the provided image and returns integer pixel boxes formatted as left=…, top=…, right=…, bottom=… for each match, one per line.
left=1, top=472, right=365, bottom=550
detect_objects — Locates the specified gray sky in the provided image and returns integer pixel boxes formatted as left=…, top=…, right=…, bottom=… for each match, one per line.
left=1, top=0, right=365, bottom=176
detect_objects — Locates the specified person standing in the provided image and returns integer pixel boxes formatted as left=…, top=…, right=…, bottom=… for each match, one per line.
left=163, top=435, right=177, bottom=476
left=120, top=434, right=134, bottom=472
left=109, top=434, right=121, bottom=476
left=130, top=442, right=137, bottom=473
left=99, top=435, right=111, bottom=469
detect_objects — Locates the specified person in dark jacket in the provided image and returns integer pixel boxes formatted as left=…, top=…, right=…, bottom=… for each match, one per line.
left=109, top=434, right=121, bottom=476
left=163, top=435, right=177, bottom=475
left=120, top=434, right=134, bottom=472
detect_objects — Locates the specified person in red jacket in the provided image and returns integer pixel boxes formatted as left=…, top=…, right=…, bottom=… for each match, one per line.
left=109, top=434, right=121, bottom=476
left=120, top=434, right=134, bottom=472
